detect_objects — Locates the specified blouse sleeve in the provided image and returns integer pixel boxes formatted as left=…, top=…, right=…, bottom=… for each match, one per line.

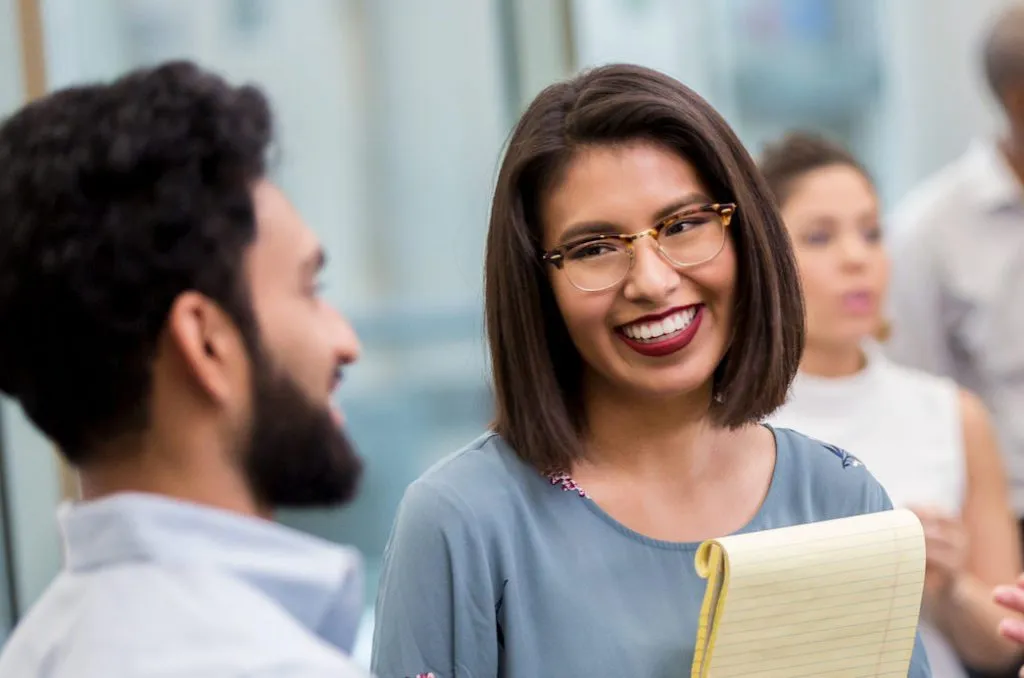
left=370, top=479, right=499, bottom=678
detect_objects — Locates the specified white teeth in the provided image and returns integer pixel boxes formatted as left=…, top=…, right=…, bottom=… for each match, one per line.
left=622, top=307, right=698, bottom=342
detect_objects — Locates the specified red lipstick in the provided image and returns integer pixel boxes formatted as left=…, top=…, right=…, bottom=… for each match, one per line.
left=617, top=305, right=704, bottom=358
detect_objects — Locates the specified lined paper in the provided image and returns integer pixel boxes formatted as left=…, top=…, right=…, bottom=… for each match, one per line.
left=690, top=509, right=925, bottom=678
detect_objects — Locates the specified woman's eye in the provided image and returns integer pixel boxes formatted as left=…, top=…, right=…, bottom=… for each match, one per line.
left=663, top=217, right=706, bottom=236
left=568, top=241, right=618, bottom=259
left=864, top=226, right=883, bottom=243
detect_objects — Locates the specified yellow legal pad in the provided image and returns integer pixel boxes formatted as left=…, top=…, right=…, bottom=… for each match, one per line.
left=690, top=509, right=926, bottom=678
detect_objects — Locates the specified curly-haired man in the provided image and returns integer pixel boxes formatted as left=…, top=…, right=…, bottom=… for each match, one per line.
left=0, top=61, right=371, bottom=677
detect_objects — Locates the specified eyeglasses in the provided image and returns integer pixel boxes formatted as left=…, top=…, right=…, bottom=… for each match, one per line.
left=541, top=202, right=736, bottom=292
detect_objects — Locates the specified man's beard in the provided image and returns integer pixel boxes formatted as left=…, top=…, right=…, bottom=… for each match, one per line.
left=240, top=348, right=363, bottom=510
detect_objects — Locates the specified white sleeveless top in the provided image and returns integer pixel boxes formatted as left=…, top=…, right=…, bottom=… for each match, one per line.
left=768, top=341, right=967, bottom=678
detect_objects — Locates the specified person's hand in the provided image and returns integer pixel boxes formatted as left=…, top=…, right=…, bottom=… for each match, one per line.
left=994, top=575, right=1024, bottom=677
left=908, top=506, right=968, bottom=602
left=995, top=573, right=1024, bottom=644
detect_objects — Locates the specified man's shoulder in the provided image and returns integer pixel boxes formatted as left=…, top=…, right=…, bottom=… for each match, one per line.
left=888, top=145, right=992, bottom=242
left=0, top=568, right=366, bottom=678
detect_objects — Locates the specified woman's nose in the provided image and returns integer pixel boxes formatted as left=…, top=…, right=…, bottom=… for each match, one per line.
left=622, top=237, right=680, bottom=301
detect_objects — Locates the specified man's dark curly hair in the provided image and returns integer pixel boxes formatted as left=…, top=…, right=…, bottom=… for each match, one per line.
left=0, top=60, right=274, bottom=464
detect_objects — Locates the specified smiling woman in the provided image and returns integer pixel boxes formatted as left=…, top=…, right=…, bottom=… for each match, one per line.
left=370, top=64, right=934, bottom=678
left=538, top=142, right=739, bottom=409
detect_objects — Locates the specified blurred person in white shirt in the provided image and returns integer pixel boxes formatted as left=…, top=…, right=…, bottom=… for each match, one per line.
left=0, top=61, right=371, bottom=678
left=887, top=4, right=1024, bottom=554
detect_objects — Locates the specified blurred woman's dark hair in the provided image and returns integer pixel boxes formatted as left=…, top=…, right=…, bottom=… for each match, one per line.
left=759, top=131, right=873, bottom=207
left=484, top=63, right=805, bottom=473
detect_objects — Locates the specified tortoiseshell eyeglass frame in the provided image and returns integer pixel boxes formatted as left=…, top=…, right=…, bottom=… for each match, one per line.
left=540, top=202, right=737, bottom=291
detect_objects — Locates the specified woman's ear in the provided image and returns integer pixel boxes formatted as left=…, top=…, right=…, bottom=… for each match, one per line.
left=874, top=318, right=891, bottom=343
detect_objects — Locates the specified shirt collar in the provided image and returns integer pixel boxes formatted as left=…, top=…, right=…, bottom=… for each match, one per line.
left=964, top=139, right=1024, bottom=213
left=58, top=492, right=364, bottom=654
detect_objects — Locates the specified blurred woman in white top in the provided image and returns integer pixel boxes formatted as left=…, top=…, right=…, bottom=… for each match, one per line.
left=762, top=131, right=1023, bottom=677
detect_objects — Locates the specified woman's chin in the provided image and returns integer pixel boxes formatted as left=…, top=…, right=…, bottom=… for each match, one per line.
left=581, top=332, right=727, bottom=404
left=606, top=366, right=716, bottom=403
left=833, top=315, right=883, bottom=343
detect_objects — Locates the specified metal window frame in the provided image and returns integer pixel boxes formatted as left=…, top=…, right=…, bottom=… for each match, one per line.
left=0, top=0, right=47, bottom=631
left=14, top=0, right=79, bottom=505
left=0, top=408, right=17, bottom=632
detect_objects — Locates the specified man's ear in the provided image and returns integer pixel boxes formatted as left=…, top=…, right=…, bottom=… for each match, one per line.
left=165, top=292, right=247, bottom=403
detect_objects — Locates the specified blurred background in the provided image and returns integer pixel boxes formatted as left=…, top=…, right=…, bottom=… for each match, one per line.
left=0, top=0, right=1016, bottom=664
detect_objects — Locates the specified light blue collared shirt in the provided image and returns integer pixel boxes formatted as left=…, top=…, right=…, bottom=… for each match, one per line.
left=0, top=492, right=371, bottom=677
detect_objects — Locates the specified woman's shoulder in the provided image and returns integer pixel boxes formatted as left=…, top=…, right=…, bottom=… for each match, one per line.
left=414, top=431, right=540, bottom=492
left=879, top=356, right=959, bottom=405
left=876, top=356, right=963, bottom=443
left=770, top=426, right=892, bottom=519
left=394, top=431, right=551, bottom=531
left=773, top=425, right=866, bottom=469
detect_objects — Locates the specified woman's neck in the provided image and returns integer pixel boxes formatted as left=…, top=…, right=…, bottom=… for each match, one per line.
left=577, top=375, right=721, bottom=482
left=801, top=338, right=867, bottom=378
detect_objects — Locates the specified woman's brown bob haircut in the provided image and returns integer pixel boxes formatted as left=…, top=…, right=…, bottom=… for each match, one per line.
left=485, top=64, right=804, bottom=473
